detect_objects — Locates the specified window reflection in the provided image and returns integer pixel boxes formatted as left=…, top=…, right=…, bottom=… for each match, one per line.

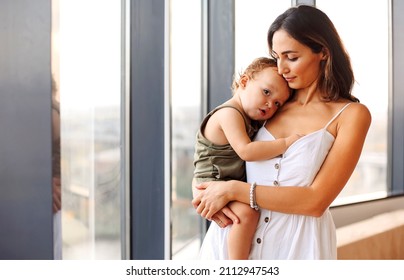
left=170, top=0, right=203, bottom=259
left=52, top=0, right=124, bottom=259
left=51, top=0, right=62, bottom=259
left=52, top=75, right=62, bottom=259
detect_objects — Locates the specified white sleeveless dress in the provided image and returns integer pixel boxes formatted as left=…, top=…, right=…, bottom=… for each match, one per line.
left=198, top=104, right=351, bottom=260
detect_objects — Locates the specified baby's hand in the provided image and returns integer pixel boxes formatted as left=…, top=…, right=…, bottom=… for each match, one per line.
left=285, top=133, right=304, bottom=148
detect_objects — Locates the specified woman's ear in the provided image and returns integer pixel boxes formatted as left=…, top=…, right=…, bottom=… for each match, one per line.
left=321, top=47, right=329, bottom=60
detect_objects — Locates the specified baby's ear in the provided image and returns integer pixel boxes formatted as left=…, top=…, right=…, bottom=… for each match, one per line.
left=239, top=74, right=249, bottom=88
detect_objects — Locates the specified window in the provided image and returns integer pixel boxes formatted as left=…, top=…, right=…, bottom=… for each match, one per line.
left=170, top=0, right=203, bottom=259
left=52, top=0, right=126, bottom=259
left=316, top=0, right=389, bottom=204
left=50, top=0, right=397, bottom=260
left=235, top=0, right=291, bottom=70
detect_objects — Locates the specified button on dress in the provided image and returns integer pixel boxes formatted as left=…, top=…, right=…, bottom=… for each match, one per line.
left=198, top=104, right=351, bottom=260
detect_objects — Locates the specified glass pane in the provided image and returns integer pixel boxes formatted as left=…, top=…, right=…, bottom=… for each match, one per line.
left=316, top=0, right=389, bottom=204
left=51, top=0, right=62, bottom=259
left=52, top=0, right=124, bottom=259
left=235, top=0, right=291, bottom=71
left=170, top=0, right=203, bottom=259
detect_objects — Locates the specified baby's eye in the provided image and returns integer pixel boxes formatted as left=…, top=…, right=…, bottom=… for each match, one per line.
left=274, top=101, right=281, bottom=108
left=263, top=89, right=271, bottom=96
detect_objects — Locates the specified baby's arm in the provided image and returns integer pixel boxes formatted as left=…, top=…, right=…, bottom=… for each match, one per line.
left=205, top=107, right=302, bottom=161
left=244, top=134, right=302, bottom=160
left=218, top=110, right=302, bottom=161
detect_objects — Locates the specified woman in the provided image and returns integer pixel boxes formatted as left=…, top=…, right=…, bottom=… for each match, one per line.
left=192, top=5, right=371, bottom=259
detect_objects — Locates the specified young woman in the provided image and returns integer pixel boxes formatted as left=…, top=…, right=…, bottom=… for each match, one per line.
left=192, top=5, right=371, bottom=259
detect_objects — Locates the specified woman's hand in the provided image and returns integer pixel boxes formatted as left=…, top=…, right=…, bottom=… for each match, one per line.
left=192, top=180, right=234, bottom=220
left=210, top=205, right=239, bottom=228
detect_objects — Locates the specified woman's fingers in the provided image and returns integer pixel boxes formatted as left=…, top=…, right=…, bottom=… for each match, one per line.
left=212, top=218, right=225, bottom=228
left=191, top=184, right=207, bottom=209
left=221, top=206, right=239, bottom=224
left=192, top=193, right=202, bottom=209
left=201, top=207, right=210, bottom=219
left=196, top=201, right=213, bottom=219
left=212, top=210, right=233, bottom=227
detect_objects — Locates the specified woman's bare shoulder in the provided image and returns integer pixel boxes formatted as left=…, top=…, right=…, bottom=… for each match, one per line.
left=344, top=102, right=372, bottom=122
left=337, top=102, right=372, bottom=136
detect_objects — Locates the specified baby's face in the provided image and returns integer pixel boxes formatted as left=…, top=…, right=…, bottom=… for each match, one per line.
left=242, top=67, right=290, bottom=121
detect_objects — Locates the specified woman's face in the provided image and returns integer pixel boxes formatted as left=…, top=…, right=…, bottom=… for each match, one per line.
left=271, top=29, right=325, bottom=90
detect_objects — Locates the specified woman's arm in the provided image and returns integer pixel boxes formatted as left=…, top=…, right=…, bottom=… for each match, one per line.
left=193, top=103, right=371, bottom=219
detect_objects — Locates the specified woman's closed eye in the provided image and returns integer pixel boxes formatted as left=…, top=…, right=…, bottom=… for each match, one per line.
left=271, top=52, right=298, bottom=62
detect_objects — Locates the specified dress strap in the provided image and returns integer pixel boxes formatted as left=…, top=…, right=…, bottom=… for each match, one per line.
left=324, top=103, right=351, bottom=129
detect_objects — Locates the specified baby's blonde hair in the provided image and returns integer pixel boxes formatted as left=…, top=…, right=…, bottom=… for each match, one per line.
left=231, top=57, right=278, bottom=94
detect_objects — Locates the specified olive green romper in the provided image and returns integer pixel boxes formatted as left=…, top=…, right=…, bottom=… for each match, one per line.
left=193, top=105, right=259, bottom=183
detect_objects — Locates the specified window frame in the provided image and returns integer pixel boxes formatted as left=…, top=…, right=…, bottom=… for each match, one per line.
left=130, top=0, right=166, bottom=260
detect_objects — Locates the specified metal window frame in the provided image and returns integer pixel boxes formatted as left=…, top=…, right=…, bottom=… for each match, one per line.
left=391, top=0, right=404, bottom=195
left=121, top=0, right=131, bottom=260
left=130, top=0, right=166, bottom=260
left=204, top=0, right=235, bottom=112
left=0, top=0, right=53, bottom=259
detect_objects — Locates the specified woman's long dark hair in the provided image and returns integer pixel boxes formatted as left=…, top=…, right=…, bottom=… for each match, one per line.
left=268, top=5, right=359, bottom=102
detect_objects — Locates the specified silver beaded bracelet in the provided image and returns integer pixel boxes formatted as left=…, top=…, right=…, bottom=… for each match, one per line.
left=249, top=182, right=259, bottom=211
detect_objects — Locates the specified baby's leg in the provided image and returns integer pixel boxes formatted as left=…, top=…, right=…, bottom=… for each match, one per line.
left=227, top=201, right=260, bottom=260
